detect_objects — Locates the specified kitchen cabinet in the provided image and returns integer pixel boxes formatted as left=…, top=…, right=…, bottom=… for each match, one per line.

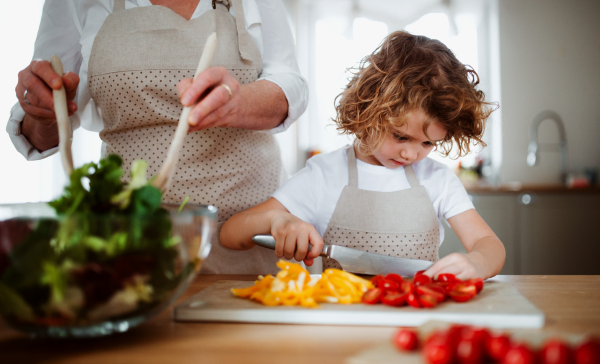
left=439, top=190, right=600, bottom=275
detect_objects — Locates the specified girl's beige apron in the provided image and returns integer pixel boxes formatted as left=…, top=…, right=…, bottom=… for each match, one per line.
left=88, top=0, right=284, bottom=274
left=322, top=145, right=440, bottom=270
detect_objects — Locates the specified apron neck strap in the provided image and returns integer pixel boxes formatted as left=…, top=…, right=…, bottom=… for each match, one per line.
left=113, top=0, right=126, bottom=12
left=404, top=164, right=420, bottom=187
left=229, top=0, right=255, bottom=62
left=347, top=145, right=359, bottom=187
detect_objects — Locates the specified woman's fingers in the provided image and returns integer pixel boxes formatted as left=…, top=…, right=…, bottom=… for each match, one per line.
left=180, top=66, right=229, bottom=106
left=30, top=60, right=63, bottom=90
left=176, top=78, right=193, bottom=98
left=187, top=83, right=236, bottom=126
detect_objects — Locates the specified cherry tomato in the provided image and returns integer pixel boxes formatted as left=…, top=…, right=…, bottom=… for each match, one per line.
left=461, top=327, right=491, bottom=346
left=417, top=285, right=446, bottom=303
left=541, top=339, right=573, bottom=364
left=371, top=275, right=384, bottom=286
left=362, top=288, right=384, bottom=304
left=457, top=337, right=485, bottom=364
left=575, top=338, right=600, bottom=364
left=436, top=273, right=458, bottom=283
left=378, top=278, right=401, bottom=291
left=426, top=331, right=451, bottom=347
left=394, top=328, right=419, bottom=351
left=407, top=292, right=422, bottom=308
left=418, top=293, right=438, bottom=308
left=385, top=273, right=404, bottom=285
left=486, top=333, right=512, bottom=362
left=465, top=278, right=484, bottom=293
left=415, top=270, right=426, bottom=276
left=503, top=343, right=537, bottom=364
left=424, top=337, right=455, bottom=364
left=401, top=281, right=416, bottom=294
left=448, top=282, right=477, bottom=302
left=414, top=274, right=433, bottom=286
left=382, top=291, right=407, bottom=307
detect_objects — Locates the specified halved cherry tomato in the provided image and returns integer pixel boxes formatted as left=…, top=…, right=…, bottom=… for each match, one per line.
left=414, top=274, right=433, bottom=286
left=574, top=338, right=600, bottom=364
left=486, top=333, right=512, bottom=362
left=424, top=335, right=455, bottom=364
left=465, top=278, right=484, bottom=293
left=382, top=291, right=407, bottom=307
left=385, top=273, right=404, bottom=285
left=362, top=288, right=384, bottom=304
left=448, top=282, right=477, bottom=302
left=394, top=328, right=419, bottom=351
left=401, top=281, right=416, bottom=294
left=418, top=293, right=438, bottom=308
left=377, top=278, right=401, bottom=291
left=540, top=339, right=573, bottom=364
left=415, top=270, right=426, bottom=276
left=417, top=285, right=446, bottom=303
left=407, top=292, right=422, bottom=308
left=371, top=275, right=384, bottom=286
left=503, top=343, right=537, bottom=364
left=449, top=290, right=477, bottom=303
left=457, top=337, right=485, bottom=364
left=436, top=273, right=458, bottom=283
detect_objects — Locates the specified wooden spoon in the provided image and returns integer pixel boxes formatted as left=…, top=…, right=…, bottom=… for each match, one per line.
left=153, top=33, right=219, bottom=192
left=50, top=55, right=74, bottom=176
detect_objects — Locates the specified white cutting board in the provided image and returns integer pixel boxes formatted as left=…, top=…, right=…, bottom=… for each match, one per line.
left=173, top=280, right=544, bottom=329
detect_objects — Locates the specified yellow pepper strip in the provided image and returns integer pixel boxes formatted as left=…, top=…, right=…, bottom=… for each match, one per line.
left=231, top=260, right=373, bottom=308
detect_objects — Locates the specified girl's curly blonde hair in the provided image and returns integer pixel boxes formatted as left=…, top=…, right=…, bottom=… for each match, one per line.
left=334, top=31, right=498, bottom=158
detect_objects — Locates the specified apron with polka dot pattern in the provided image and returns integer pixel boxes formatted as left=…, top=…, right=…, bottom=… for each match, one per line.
left=88, top=0, right=284, bottom=274
left=322, top=145, right=440, bottom=271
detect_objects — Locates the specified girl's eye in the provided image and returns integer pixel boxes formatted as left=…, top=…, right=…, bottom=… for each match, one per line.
left=423, top=141, right=434, bottom=147
left=393, top=134, right=408, bottom=142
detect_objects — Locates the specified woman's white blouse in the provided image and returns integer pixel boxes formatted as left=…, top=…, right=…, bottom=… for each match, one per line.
left=7, top=0, right=308, bottom=160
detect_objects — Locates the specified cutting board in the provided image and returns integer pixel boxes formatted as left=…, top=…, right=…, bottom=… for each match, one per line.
left=173, top=280, right=544, bottom=329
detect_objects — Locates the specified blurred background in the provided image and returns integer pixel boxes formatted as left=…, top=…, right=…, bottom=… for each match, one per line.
left=1, top=0, right=599, bottom=274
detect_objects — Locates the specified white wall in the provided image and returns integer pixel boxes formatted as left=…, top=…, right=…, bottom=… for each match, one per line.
left=497, top=0, right=600, bottom=184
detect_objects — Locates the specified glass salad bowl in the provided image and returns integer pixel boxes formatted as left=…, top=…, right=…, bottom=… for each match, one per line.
left=0, top=201, right=217, bottom=338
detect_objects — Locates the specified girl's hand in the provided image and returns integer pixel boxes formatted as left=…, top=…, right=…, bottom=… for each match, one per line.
left=269, top=212, right=324, bottom=266
left=423, top=252, right=485, bottom=281
left=16, top=59, right=80, bottom=120
left=176, top=66, right=241, bottom=132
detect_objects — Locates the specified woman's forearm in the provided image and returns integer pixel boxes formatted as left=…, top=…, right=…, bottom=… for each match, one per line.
left=21, top=114, right=59, bottom=152
left=466, top=236, right=506, bottom=279
left=220, top=209, right=277, bottom=250
left=234, top=80, right=289, bottom=130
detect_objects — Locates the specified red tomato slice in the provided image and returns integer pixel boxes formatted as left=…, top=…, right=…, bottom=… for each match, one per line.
left=385, top=273, right=404, bottom=285
left=362, top=288, right=384, bottom=304
left=424, top=338, right=455, bottom=364
left=377, top=278, right=401, bottom=291
left=415, top=270, right=426, bottom=276
left=382, top=291, right=407, bottom=307
left=574, top=338, right=600, bottom=364
left=394, top=328, right=419, bottom=351
left=407, top=292, right=422, bottom=308
left=503, top=344, right=537, bottom=364
left=414, top=274, right=433, bottom=286
left=541, top=339, right=573, bottom=364
left=436, top=273, right=458, bottom=283
left=370, top=275, right=384, bottom=286
left=418, top=293, right=438, bottom=308
left=486, top=333, right=512, bottom=362
left=448, top=288, right=477, bottom=303
left=417, top=285, right=446, bottom=303
left=401, top=281, right=416, bottom=294
left=465, top=278, right=484, bottom=293
left=457, top=337, right=485, bottom=364
left=450, top=282, right=478, bottom=296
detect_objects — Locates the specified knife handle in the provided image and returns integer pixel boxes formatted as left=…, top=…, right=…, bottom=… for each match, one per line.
left=252, top=234, right=328, bottom=258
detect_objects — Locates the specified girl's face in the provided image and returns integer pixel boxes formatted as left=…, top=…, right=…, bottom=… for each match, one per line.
left=356, top=109, right=447, bottom=169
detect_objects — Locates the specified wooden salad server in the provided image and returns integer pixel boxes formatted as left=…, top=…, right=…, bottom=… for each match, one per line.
left=50, top=55, right=74, bottom=176
left=153, top=32, right=219, bottom=192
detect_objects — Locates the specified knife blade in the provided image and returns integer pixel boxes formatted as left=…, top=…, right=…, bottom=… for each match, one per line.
left=252, top=234, right=433, bottom=277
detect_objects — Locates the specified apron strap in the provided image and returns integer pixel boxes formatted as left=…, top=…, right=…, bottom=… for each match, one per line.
left=113, top=0, right=126, bottom=12
left=229, top=0, right=255, bottom=62
left=404, top=164, right=420, bottom=187
left=347, top=145, right=359, bottom=187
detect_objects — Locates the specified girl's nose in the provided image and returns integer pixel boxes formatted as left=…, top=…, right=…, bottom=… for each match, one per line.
left=400, top=146, right=417, bottom=161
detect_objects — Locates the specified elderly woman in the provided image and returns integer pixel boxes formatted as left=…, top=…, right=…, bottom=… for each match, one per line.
left=7, top=0, right=308, bottom=274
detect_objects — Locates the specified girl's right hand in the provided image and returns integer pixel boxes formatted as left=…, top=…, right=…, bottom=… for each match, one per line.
left=16, top=59, right=80, bottom=120
left=270, top=212, right=324, bottom=266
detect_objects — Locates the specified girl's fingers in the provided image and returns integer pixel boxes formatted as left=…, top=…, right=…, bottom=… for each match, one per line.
left=283, top=233, right=298, bottom=260
left=180, top=66, right=228, bottom=106
left=307, top=230, right=324, bottom=259
left=187, top=83, right=234, bottom=126
left=424, top=254, right=460, bottom=278
left=273, top=233, right=285, bottom=259
left=303, top=258, right=314, bottom=266
left=294, top=230, right=309, bottom=262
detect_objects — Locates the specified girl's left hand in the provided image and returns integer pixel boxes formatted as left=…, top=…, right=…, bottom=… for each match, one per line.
left=176, top=66, right=241, bottom=132
left=423, top=252, right=485, bottom=281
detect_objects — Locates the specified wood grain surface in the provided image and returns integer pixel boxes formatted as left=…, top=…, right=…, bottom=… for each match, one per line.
left=1, top=275, right=599, bottom=364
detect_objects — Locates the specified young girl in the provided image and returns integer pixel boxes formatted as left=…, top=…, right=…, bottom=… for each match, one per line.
left=220, top=31, right=505, bottom=280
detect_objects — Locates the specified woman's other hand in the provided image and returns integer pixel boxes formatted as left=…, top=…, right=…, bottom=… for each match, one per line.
left=177, top=66, right=241, bottom=132
left=270, top=212, right=324, bottom=267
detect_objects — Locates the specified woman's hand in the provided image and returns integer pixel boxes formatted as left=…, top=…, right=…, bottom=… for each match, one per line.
left=177, top=66, right=241, bottom=132
left=423, top=252, right=485, bottom=281
left=270, top=211, right=324, bottom=266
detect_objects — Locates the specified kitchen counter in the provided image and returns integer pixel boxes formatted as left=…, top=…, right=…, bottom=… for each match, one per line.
left=464, top=182, right=600, bottom=194
left=1, top=275, right=599, bottom=364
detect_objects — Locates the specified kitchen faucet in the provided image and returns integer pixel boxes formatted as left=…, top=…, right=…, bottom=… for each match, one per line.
left=526, top=110, right=568, bottom=183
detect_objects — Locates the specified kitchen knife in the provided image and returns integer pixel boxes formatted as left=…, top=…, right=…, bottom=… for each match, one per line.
left=252, top=234, right=433, bottom=277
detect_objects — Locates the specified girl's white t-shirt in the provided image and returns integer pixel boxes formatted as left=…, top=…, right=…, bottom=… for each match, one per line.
left=272, top=146, right=474, bottom=246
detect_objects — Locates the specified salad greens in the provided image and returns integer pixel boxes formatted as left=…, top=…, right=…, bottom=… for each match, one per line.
left=0, top=155, right=193, bottom=326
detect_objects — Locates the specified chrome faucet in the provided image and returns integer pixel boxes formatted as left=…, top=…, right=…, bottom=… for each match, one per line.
left=527, top=110, right=568, bottom=183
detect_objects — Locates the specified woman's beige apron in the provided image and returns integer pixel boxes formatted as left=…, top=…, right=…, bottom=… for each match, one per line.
left=322, top=145, right=440, bottom=270
left=88, top=0, right=284, bottom=274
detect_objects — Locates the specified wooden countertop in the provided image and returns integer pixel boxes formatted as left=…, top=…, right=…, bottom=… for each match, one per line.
left=1, top=275, right=599, bottom=364
left=464, top=183, right=600, bottom=194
